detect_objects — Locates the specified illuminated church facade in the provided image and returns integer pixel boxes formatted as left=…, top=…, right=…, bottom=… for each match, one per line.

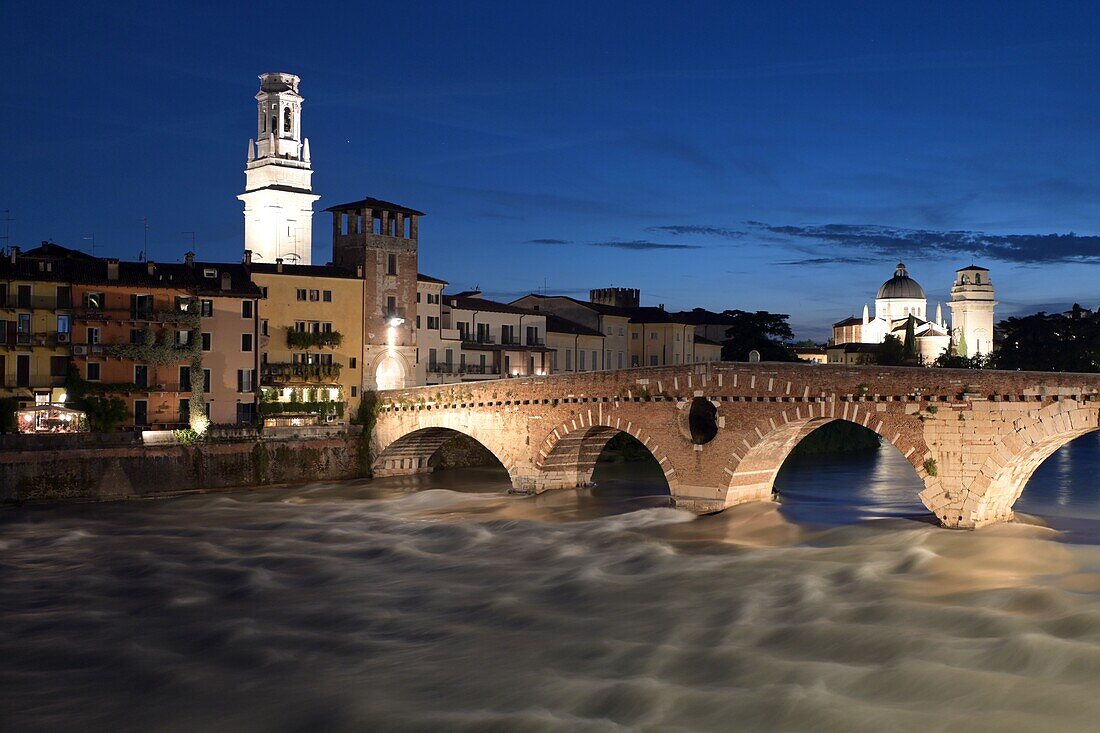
left=831, top=263, right=996, bottom=363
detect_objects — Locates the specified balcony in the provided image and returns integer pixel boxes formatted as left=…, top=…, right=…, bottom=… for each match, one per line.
left=286, top=329, right=343, bottom=349
left=74, top=307, right=199, bottom=324
left=427, top=362, right=500, bottom=376
left=70, top=343, right=106, bottom=357
left=0, top=295, right=71, bottom=310
left=261, top=362, right=343, bottom=385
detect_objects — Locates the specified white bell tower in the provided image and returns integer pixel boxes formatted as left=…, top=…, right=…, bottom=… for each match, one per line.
left=237, top=72, right=320, bottom=265
left=947, top=265, right=996, bottom=358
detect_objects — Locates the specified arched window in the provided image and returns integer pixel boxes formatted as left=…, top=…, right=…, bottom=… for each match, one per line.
left=283, top=107, right=292, bottom=133
left=271, top=116, right=277, bottom=134
left=261, top=114, right=266, bottom=132
left=974, top=273, right=982, bottom=284
left=961, top=275, right=970, bottom=285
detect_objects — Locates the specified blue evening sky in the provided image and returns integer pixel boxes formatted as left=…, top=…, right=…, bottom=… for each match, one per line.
left=4, top=1, right=1100, bottom=338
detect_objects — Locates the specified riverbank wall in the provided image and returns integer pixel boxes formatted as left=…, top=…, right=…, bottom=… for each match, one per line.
left=0, top=437, right=363, bottom=503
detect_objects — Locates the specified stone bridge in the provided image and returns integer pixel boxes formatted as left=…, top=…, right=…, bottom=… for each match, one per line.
left=372, top=363, right=1100, bottom=528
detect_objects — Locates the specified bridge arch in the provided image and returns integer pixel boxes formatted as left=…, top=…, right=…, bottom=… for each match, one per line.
left=372, top=413, right=524, bottom=484
left=720, top=401, right=935, bottom=512
left=960, top=399, right=1099, bottom=527
left=535, top=416, right=678, bottom=496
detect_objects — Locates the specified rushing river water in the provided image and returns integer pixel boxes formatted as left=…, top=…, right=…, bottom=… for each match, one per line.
left=3, top=434, right=1100, bottom=732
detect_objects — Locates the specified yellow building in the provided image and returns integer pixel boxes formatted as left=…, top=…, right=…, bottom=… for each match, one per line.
left=0, top=244, right=77, bottom=408
left=251, top=261, right=365, bottom=423
left=544, top=313, right=606, bottom=372
left=628, top=315, right=699, bottom=367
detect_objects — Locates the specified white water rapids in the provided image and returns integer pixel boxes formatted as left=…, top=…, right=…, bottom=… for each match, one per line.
left=3, top=436, right=1100, bottom=732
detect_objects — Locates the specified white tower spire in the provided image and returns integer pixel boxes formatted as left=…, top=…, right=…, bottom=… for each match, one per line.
left=935, top=303, right=943, bottom=326
left=862, top=303, right=869, bottom=325
left=947, top=266, right=996, bottom=358
left=237, top=72, right=320, bottom=265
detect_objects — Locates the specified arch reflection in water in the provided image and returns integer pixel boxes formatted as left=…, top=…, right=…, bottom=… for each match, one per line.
left=585, top=431, right=672, bottom=510
left=772, top=420, right=925, bottom=525
left=1014, top=432, right=1100, bottom=523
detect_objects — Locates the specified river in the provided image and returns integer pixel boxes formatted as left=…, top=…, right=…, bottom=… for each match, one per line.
left=3, top=434, right=1100, bottom=732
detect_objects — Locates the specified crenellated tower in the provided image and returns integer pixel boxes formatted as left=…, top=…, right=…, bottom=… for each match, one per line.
left=237, top=72, right=320, bottom=265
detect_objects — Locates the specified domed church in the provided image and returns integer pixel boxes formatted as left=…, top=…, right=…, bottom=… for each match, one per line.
left=830, top=263, right=993, bottom=364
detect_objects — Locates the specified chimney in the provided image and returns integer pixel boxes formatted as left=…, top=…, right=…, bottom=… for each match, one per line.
left=147, top=261, right=155, bottom=276
left=184, top=251, right=195, bottom=267
left=9, top=246, right=19, bottom=264
left=275, top=257, right=283, bottom=273
left=107, top=258, right=119, bottom=281
left=243, top=249, right=252, bottom=265
left=220, top=271, right=232, bottom=291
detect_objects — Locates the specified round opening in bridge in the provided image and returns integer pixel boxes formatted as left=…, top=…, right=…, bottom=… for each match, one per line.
left=687, top=397, right=718, bottom=445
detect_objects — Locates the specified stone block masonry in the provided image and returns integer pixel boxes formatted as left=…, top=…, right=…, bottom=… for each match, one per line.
left=373, top=362, right=1100, bottom=529
left=0, top=438, right=361, bottom=504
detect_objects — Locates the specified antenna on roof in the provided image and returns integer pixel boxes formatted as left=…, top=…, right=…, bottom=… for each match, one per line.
left=0, top=210, right=13, bottom=252
left=183, top=231, right=196, bottom=258
left=83, top=234, right=97, bottom=257
left=141, top=216, right=150, bottom=262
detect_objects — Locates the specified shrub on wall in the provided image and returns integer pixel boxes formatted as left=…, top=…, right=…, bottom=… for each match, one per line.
left=82, top=396, right=130, bottom=432
left=0, top=397, right=19, bottom=434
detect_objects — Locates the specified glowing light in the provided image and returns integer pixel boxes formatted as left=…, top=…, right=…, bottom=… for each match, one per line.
left=511, top=370, right=520, bottom=377
left=190, top=412, right=210, bottom=436
left=58, top=392, right=67, bottom=403
left=388, top=317, right=405, bottom=327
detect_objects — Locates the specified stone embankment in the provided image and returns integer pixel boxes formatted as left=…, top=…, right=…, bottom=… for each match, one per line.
left=0, top=437, right=364, bottom=504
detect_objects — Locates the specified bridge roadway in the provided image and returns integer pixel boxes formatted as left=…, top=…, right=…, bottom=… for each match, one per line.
left=371, top=362, right=1100, bottom=528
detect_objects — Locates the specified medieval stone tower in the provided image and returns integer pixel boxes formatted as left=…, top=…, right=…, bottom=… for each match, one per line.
left=328, top=197, right=422, bottom=391
left=947, top=265, right=996, bottom=357
left=238, top=72, right=320, bottom=265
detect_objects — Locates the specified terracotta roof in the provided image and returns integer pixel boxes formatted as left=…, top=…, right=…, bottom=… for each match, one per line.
left=417, top=272, right=448, bottom=285
left=447, top=293, right=539, bottom=316
left=544, top=313, right=605, bottom=337
left=833, top=315, right=863, bottom=327
left=324, top=196, right=424, bottom=216
left=694, top=334, right=722, bottom=346
left=0, top=243, right=261, bottom=297
left=250, top=262, right=359, bottom=279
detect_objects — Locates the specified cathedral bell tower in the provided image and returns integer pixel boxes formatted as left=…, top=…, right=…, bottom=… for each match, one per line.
left=948, top=265, right=996, bottom=358
left=237, top=72, right=320, bottom=265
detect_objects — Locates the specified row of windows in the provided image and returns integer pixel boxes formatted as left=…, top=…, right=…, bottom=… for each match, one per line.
left=0, top=284, right=71, bottom=308
left=294, top=321, right=334, bottom=333
left=296, top=289, right=333, bottom=302
left=416, top=291, right=440, bottom=304
left=79, top=362, right=254, bottom=394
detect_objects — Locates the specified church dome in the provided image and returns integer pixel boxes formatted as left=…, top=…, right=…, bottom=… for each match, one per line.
left=877, top=263, right=925, bottom=300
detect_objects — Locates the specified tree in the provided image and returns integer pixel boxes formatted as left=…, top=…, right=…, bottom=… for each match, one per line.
left=996, top=307, right=1100, bottom=372
left=720, top=310, right=796, bottom=362
left=82, top=396, right=130, bottom=432
left=933, top=346, right=989, bottom=369
left=902, top=315, right=917, bottom=360
left=875, top=334, right=908, bottom=366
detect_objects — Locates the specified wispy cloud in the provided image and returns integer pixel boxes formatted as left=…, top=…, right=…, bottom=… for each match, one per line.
left=777, top=256, right=877, bottom=266
left=526, top=238, right=701, bottom=250
left=589, top=239, right=701, bottom=250
left=754, top=223, right=1100, bottom=264
left=647, top=225, right=745, bottom=239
